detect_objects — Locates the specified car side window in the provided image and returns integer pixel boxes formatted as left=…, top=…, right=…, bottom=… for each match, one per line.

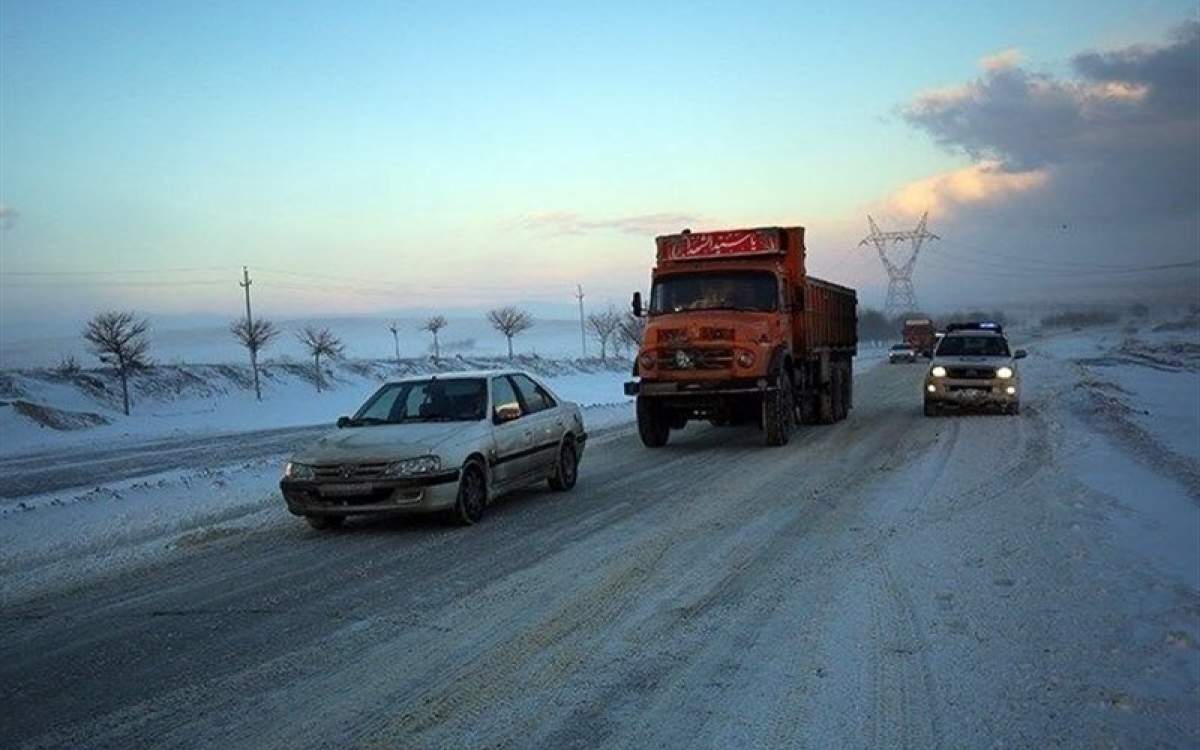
left=512, top=374, right=556, bottom=414
left=491, top=376, right=522, bottom=420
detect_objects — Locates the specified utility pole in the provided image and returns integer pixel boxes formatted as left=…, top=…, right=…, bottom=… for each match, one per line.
left=575, top=284, right=587, bottom=358
left=388, top=321, right=400, bottom=364
left=858, top=212, right=939, bottom=318
left=239, top=266, right=263, bottom=401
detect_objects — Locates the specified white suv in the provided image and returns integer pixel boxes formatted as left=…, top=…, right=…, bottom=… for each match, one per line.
left=923, top=323, right=1026, bottom=416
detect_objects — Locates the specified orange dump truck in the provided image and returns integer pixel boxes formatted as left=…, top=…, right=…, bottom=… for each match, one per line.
left=625, top=226, right=857, bottom=447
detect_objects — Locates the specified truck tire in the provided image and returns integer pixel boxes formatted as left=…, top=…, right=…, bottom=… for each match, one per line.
left=844, top=360, right=854, bottom=411
left=763, top=375, right=795, bottom=446
left=637, top=396, right=670, bottom=447
left=831, top=366, right=845, bottom=421
left=817, top=376, right=835, bottom=425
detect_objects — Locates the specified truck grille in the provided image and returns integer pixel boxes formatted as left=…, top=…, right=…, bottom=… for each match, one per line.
left=658, top=348, right=734, bottom=371
left=313, top=462, right=390, bottom=481
left=947, top=367, right=996, bottom=380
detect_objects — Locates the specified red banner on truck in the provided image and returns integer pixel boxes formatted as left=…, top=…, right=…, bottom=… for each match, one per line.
left=657, top=229, right=783, bottom=262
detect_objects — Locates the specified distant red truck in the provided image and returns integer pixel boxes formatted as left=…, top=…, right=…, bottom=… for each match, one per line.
left=625, top=226, right=857, bottom=447
left=903, top=318, right=937, bottom=358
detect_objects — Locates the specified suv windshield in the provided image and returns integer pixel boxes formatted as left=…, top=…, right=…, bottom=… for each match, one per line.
left=936, top=335, right=1010, bottom=357
left=650, top=271, right=778, bottom=314
left=350, top=378, right=486, bottom=424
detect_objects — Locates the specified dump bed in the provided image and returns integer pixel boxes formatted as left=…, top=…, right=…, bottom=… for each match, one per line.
left=797, top=276, right=857, bottom=355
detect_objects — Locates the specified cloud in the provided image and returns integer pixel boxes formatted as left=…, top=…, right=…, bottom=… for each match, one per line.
left=877, top=22, right=1199, bottom=306
left=519, top=211, right=707, bottom=237
left=980, top=48, right=1023, bottom=71
left=0, top=204, right=15, bottom=230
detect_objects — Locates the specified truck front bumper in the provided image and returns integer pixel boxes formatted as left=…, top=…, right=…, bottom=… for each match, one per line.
left=279, top=469, right=461, bottom=517
left=626, top=377, right=774, bottom=397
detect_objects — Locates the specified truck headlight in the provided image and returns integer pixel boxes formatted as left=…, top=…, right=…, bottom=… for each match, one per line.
left=638, top=352, right=656, bottom=371
left=736, top=350, right=756, bottom=368
left=285, top=462, right=316, bottom=480
left=996, top=366, right=1014, bottom=379
left=930, top=366, right=947, bottom=378
left=384, top=455, right=442, bottom=476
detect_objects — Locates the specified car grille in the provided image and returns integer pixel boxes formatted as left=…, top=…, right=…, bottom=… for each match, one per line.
left=313, top=462, right=390, bottom=481
left=658, top=347, right=734, bottom=371
left=947, top=366, right=996, bottom=379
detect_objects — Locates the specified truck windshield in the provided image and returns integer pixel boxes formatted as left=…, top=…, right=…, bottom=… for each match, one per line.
left=936, top=336, right=1010, bottom=357
left=350, top=378, right=487, bottom=424
left=650, top=271, right=778, bottom=314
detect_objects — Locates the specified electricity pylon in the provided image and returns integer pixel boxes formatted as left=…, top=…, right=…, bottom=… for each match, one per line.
left=858, top=212, right=939, bottom=317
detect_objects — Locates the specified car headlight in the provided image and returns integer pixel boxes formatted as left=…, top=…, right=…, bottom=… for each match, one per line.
left=638, top=352, right=656, bottom=371
left=996, top=366, right=1014, bottom=379
left=736, top=350, right=756, bottom=368
left=285, top=462, right=316, bottom=481
left=930, top=366, right=947, bottom=378
left=383, top=455, right=442, bottom=476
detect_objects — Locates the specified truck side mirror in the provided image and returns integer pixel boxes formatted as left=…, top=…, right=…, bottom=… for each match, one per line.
left=632, top=291, right=643, bottom=317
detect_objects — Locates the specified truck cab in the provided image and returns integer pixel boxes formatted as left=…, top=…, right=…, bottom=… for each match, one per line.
left=626, top=227, right=857, bottom=447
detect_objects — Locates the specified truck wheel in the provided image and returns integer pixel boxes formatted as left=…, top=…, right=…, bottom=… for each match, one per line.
left=817, top=377, right=835, bottom=425
left=637, top=396, right=670, bottom=447
left=763, top=376, right=795, bottom=446
left=306, top=514, right=344, bottom=531
left=831, top=366, right=845, bottom=421
left=843, top=361, right=854, bottom=412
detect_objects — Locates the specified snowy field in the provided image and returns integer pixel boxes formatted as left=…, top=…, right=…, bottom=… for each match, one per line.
left=1, top=321, right=1197, bottom=747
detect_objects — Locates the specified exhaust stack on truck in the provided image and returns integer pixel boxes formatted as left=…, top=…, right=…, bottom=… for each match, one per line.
left=625, top=226, right=857, bottom=447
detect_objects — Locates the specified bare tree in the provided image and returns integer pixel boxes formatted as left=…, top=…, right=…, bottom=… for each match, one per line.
left=617, top=312, right=646, bottom=354
left=230, top=317, right=279, bottom=401
left=388, top=321, right=401, bottom=363
left=587, top=306, right=622, bottom=362
left=82, top=311, right=151, bottom=415
left=296, top=326, right=344, bottom=392
left=486, top=306, right=534, bottom=360
left=421, top=315, right=448, bottom=362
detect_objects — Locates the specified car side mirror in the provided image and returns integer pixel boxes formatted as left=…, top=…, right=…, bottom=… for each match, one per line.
left=494, top=402, right=522, bottom=424
left=336, top=416, right=351, bottom=428
left=1014, top=349, right=1028, bottom=359
left=631, top=291, right=643, bottom=317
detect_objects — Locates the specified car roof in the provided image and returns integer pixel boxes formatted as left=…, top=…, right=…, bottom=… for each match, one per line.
left=943, top=329, right=1005, bottom=338
left=382, top=369, right=540, bottom=385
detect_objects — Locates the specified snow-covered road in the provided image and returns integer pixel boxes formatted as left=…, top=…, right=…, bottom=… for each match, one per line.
left=1, top=337, right=1197, bottom=749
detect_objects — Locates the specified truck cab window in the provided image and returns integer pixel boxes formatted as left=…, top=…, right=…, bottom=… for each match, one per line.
left=650, top=271, right=778, bottom=314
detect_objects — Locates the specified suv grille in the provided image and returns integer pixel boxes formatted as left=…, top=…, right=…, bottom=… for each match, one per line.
left=947, top=366, right=996, bottom=379
left=313, top=462, right=390, bottom=481
left=659, top=348, right=734, bottom=371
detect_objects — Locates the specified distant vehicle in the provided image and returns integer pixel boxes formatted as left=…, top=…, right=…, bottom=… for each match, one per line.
left=888, top=343, right=918, bottom=363
left=280, top=370, right=586, bottom=528
left=625, top=226, right=857, bottom=446
left=924, top=322, right=1026, bottom=416
left=903, top=317, right=938, bottom=357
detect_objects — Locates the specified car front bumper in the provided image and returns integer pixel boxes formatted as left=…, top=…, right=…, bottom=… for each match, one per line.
left=924, top=379, right=1019, bottom=405
left=280, top=469, right=461, bottom=517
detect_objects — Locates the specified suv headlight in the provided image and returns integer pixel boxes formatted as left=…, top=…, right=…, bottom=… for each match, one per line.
left=996, top=366, right=1014, bottom=379
left=285, top=462, right=316, bottom=480
left=384, top=455, right=442, bottom=476
left=930, top=366, right=947, bottom=378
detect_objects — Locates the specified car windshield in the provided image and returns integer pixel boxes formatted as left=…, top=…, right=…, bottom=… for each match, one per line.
left=650, top=271, right=778, bottom=314
left=936, top=335, right=1010, bottom=357
left=350, top=378, right=486, bottom=424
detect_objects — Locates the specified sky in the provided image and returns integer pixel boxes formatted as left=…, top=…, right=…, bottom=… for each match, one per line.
left=1, top=0, right=1197, bottom=343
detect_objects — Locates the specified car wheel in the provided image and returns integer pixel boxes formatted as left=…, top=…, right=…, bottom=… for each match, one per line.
left=1008, top=401, right=1021, bottom=415
left=548, top=440, right=578, bottom=491
left=452, top=462, right=487, bottom=525
left=923, top=400, right=939, bottom=417
left=306, top=514, right=344, bottom=531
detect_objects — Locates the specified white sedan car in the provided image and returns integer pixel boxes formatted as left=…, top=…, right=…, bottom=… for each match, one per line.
left=280, top=370, right=586, bottom=529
